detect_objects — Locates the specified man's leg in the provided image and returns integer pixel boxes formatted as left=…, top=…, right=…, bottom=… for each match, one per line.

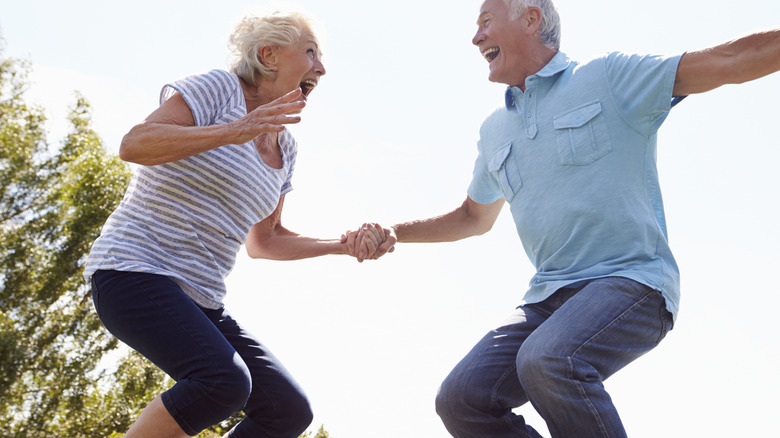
left=435, top=305, right=547, bottom=438
left=517, top=277, right=673, bottom=438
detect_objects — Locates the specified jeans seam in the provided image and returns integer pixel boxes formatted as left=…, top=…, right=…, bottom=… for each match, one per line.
left=568, top=356, right=609, bottom=437
left=567, top=285, right=657, bottom=438
left=491, top=365, right=537, bottom=437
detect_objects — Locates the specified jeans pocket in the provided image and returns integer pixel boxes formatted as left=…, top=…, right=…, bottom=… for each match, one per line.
left=553, top=100, right=612, bottom=166
left=487, top=141, right=523, bottom=202
left=656, top=306, right=674, bottom=344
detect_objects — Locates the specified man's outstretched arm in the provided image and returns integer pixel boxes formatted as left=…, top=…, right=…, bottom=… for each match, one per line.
left=674, top=27, right=780, bottom=96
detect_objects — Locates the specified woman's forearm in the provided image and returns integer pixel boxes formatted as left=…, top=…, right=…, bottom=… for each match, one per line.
left=119, top=122, right=247, bottom=166
left=246, top=225, right=347, bottom=261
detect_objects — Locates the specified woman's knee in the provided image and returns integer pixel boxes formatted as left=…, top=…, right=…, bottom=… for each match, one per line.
left=202, top=360, right=253, bottom=416
left=277, top=390, right=313, bottom=435
left=241, top=383, right=313, bottom=436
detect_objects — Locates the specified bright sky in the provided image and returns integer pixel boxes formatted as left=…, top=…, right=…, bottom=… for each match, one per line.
left=3, top=0, right=780, bottom=437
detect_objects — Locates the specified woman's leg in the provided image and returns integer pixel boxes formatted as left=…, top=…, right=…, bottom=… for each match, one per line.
left=124, top=395, right=188, bottom=438
left=204, top=308, right=313, bottom=438
left=92, top=270, right=252, bottom=437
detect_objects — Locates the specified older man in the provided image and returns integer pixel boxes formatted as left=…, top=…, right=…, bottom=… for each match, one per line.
left=352, top=0, right=780, bottom=436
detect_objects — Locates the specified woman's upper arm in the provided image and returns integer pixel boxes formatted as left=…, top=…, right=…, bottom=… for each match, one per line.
left=119, top=92, right=198, bottom=162
left=143, top=92, right=196, bottom=127
left=246, top=197, right=285, bottom=257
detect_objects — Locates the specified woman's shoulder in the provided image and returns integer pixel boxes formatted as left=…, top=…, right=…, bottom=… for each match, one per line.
left=161, top=69, right=244, bottom=126
left=190, top=69, right=242, bottom=92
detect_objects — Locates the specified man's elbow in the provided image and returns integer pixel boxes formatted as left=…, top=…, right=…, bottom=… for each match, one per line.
left=473, top=220, right=495, bottom=236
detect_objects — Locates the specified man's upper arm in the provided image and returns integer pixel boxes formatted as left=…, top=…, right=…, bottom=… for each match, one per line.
left=464, top=196, right=504, bottom=235
left=673, top=50, right=727, bottom=97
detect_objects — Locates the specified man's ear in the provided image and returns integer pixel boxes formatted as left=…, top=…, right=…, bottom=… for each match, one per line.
left=524, top=7, right=543, bottom=35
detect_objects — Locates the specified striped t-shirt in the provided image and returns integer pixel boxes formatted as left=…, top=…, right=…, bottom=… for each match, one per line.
left=84, top=69, right=297, bottom=308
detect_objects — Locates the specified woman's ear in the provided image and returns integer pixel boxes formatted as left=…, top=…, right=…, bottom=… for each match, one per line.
left=259, top=46, right=278, bottom=71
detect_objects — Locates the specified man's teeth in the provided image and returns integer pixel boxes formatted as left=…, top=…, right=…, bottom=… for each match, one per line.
left=482, top=47, right=499, bottom=62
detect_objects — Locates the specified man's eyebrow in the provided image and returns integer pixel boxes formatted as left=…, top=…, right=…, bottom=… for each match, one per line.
left=476, top=11, right=490, bottom=25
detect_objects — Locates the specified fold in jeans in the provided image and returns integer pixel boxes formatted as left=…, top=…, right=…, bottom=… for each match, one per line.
left=435, top=277, right=673, bottom=438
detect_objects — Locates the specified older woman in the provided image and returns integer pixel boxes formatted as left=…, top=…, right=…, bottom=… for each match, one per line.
left=84, top=11, right=382, bottom=438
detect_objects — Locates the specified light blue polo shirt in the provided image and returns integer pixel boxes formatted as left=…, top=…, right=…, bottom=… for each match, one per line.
left=468, top=51, right=683, bottom=319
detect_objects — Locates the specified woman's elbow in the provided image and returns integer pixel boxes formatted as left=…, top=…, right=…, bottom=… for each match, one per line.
left=245, top=243, right=264, bottom=259
left=119, top=128, right=143, bottom=164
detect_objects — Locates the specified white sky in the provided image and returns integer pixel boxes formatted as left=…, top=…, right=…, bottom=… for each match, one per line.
left=3, top=0, right=779, bottom=437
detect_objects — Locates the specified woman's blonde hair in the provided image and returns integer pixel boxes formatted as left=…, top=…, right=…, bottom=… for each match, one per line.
left=229, top=12, right=314, bottom=86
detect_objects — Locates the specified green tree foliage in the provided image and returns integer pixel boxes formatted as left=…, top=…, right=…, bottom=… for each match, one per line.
left=300, top=425, right=332, bottom=438
left=0, top=36, right=141, bottom=436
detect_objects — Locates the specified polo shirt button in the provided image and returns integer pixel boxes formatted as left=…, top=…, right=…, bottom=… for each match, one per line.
left=576, top=118, right=582, bottom=124
left=527, top=113, right=532, bottom=118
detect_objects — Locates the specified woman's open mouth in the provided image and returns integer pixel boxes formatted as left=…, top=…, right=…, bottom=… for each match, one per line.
left=300, top=80, right=317, bottom=97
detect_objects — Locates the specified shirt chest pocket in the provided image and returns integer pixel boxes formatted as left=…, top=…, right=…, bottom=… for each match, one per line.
left=488, top=141, right=523, bottom=202
left=553, top=100, right=612, bottom=166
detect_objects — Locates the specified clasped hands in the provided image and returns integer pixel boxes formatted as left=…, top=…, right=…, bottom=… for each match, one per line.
left=341, top=223, right=396, bottom=263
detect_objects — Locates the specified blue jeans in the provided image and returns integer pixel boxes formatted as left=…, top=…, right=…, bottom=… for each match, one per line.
left=435, top=277, right=673, bottom=438
left=91, top=270, right=312, bottom=437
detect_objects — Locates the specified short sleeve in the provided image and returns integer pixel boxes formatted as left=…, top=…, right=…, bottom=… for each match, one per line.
left=604, top=52, right=683, bottom=136
left=467, top=146, right=504, bottom=204
left=160, top=70, right=239, bottom=127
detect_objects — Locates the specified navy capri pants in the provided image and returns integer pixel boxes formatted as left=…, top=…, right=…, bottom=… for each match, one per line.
left=91, top=270, right=313, bottom=437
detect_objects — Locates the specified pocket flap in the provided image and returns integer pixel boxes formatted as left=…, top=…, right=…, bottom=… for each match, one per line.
left=488, top=142, right=512, bottom=172
left=553, top=101, right=603, bottom=129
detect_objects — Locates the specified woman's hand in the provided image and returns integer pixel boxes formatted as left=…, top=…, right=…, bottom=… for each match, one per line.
left=228, top=88, right=306, bottom=145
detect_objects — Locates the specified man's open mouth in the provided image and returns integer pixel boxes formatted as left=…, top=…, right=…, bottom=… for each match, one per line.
left=482, top=47, right=500, bottom=63
left=300, top=80, right=317, bottom=97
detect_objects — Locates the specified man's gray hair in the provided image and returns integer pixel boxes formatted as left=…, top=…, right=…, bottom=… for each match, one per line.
left=503, top=0, right=561, bottom=50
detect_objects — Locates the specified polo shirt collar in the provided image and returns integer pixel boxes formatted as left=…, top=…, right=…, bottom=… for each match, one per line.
left=505, top=51, right=571, bottom=109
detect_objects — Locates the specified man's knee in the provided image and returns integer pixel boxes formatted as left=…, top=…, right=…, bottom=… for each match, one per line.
left=435, top=369, right=489, bottom=424
left=516, top=347, right=560, bottom=388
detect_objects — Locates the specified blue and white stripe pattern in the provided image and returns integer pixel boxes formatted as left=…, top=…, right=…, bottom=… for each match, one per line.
left=84, top=70, right=297, bottom=308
